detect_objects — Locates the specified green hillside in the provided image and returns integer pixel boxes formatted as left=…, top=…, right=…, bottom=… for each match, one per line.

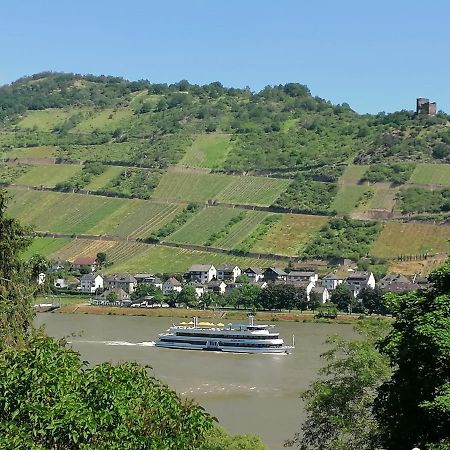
left=2, top=72, right=450, bottom=273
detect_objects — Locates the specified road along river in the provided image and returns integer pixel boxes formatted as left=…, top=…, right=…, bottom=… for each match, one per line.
left=35, top=313, right=356, bottom=450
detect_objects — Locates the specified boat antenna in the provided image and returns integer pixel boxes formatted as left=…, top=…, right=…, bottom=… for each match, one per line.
left=248, top=312, right=254, bottom=326
left=292, top=334, right=295, bottom=348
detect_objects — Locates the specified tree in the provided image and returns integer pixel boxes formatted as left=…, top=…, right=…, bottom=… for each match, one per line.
left=358, top=287, right=387, bottom=315
left=331, top=284, right=354, bottom=312
left=177, top=285, right=198, bottom=308
left=106, top=291, right=118, bottom=302
left=0, top=190, right=34, bottom=349
left=131, top=283, right=164, bottom=304
left=198, top=291, right=217, bottom=310
left=286, top=319, right=391, bottom=450
left=374, top=260, right=450, bottom=449
left=0, top=335, right=214, bottom=449
left=227, top=284, right=260, bottom=309
left=96, top=251, right=108, bottom=267
left=258, top=284, right=306, bottom=311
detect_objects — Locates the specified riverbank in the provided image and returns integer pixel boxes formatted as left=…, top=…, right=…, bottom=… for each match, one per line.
left=55, top=304, right=364, bottom=323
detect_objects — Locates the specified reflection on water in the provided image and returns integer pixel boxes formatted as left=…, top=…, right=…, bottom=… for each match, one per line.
left=35, top=313, right=356, bottom=450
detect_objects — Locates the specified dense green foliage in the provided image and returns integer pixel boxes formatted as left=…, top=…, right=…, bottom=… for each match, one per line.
left=303, top=217, right=383, bottom=261
left=273, top=175, right=337, bottom=213
left=101, top=168, right=162, bottom=199
left=204, top=211, right=245, bottom=246
left=0, top=335, right=214, bottom=449
left=398, top=187, right=450, bottom=213
left=287, top=319, right=391, bottom=450
left=0, top=163, right=29, bottom=185
left=362, top=163, right=415, bottom=184
left=375, top=260, right=450, bottom=449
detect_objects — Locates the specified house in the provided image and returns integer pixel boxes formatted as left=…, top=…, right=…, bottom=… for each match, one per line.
left=216, top=265, right=241, bottom=282
left=309, top=286, right=330, bottom=304
left=263, top=267, right=287, bottom=283
left=71, top=256, right=97, bottom=272
left=188, top=264, right=216, bottom=284
left=242, top=267, right=264, bottom=282
left=98, top=288, right=130, bottom=302
left=134, top=273, right=156, bottom=284
left=53, top=277, right=69, bottom=289
left=190, top=283, right=206, bottom=298
left=105, top=274, right=137, bottom=294
left=206, top=280, right=227, bottom=295
left=344, top=271, right=376, bottom=297
left=381, top=282, right=421, bottom=294
left=322, top=273, right=344, bottom=291
left=286, top=271, right=318, bottom=284
left=162, top=277, right=182, bottom=295
left=80, top=274, right=104, bottom=293
left=379, top=273, right=410, bottom=290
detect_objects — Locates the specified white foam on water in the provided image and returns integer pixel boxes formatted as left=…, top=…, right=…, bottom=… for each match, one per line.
left=67, top=339, right=156, bottom=347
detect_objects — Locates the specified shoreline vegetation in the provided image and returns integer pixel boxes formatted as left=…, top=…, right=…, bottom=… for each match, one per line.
left=53, top=304, right=371, bottom=323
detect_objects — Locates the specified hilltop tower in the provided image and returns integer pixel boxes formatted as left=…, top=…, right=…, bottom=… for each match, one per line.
left=416, top=97, right=437, bottom=115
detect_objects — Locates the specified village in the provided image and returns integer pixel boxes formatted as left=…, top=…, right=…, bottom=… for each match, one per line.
left=43, top=255, right=429, bottom=313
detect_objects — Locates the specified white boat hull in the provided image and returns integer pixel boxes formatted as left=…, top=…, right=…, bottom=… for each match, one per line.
left=156, top=340, right=293, bottom=354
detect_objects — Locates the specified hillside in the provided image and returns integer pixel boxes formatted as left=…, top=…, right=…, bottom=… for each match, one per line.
left=1, top=72, right=449, bottom=274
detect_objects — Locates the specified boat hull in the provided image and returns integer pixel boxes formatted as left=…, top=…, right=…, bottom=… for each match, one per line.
left=156, top=341, right=293, bottom=354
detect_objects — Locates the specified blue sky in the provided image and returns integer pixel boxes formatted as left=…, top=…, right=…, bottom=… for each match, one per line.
left=1, top=0, right=449, bottom=113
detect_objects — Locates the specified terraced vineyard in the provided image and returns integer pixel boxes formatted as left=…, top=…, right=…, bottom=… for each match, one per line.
left=367, top=188, right=398, bottom=210
left=21, top=237, right=72, bottom=259
left=213, top=210, right=270, bottom=249
left=152, top=169, right=232, bottom=202
left=252, top=214, right=329, bottom=256
left=47, top=238, right=117, bottom=262
left=74, top=108, right=133, bottom=133
left=87, top=201, right=182, bottom=238
left=216, top=176, right=290, bottom=206
left=166, top=207, right=242, bottom=245
left=14, top=164, right=82, bottom=187
left=0, top=146, right=57, bottom=159
left=339, top=164, right=367, bottom=183
left=371, top=222, right=450, bottom=258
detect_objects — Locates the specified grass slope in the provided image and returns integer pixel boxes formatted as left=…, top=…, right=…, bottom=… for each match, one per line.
left=0, top=146, right=57, bottom=159
left=17, top=109, right=74, bottom=131
left=179, top=133, right=231, bottom=168
left=74, top=108, right=133, bottom=133
left=21, top=237, right=72, bottom=259
left=331, top=185, right=372, bottom=213
left=371, top=222, right=450, bottom=258
left=84, top=166, right=124, bottom=190
left=252, top=214, right=329, bottom=256
left=15, top=164, right=82, bottom=187
left=339, top=165, right=367, bottom=183
left=409, top=163, right=450, bottom=186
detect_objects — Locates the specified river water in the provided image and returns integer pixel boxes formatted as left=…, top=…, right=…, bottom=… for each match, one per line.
left=35, top=313, right=356, bottom=450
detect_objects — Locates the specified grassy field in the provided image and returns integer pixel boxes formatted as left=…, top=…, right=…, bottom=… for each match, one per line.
left=105, top=244, right=282, bottom=274
left=84, top=166, right=124, bottom=190
left=57, top=142, right=137, bottom=162
left=179, top=133, right=231, bottom=168
left=214, top=210, right=270, bottom=249
left=252, top=214, right=329, bottom=256
left=0, top=164, right=30, bottom=184
left=371, top=222, right=450, bottom=258
left=17, top=109, right=75, bottom=131
left=216, top=176, right=290, bottom=206
left=409, top=163, right=450, bottom=186
left=367, top=188, right=398, bottom=210
left=0, top=146, right=57, bottom=159
left=47, top=238, right=117, bottom=262
left=331, top=185, right=372, bottom=213
left=74, top=108, right=134, bottom=133
left=14, top=164, right=82, bottom=187
left=87, top=201, right=182, bottom=238
left=21, top=237, right=72, bottom=259
left=339, top=164, right=367, bottom=183
left=166, top=207, right=242, bottom=245
left=152, top=169, right=232, bottom=202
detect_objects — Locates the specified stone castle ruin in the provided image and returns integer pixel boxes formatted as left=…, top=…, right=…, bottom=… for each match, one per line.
left=416, top=97, right=437, bottom=115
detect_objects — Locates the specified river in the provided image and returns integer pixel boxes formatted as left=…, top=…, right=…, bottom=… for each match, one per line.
left=35, top=313, right=356, bottom=450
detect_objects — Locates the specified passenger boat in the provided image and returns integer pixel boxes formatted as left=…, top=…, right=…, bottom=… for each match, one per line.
left=156, top=314, right=294, bottom=354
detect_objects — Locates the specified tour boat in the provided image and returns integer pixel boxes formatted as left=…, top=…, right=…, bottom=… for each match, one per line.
left=156, top=314, right=294, bottom=354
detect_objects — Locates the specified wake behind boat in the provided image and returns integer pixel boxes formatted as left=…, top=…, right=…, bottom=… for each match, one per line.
left=156, top=314, right=294, bottom=354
